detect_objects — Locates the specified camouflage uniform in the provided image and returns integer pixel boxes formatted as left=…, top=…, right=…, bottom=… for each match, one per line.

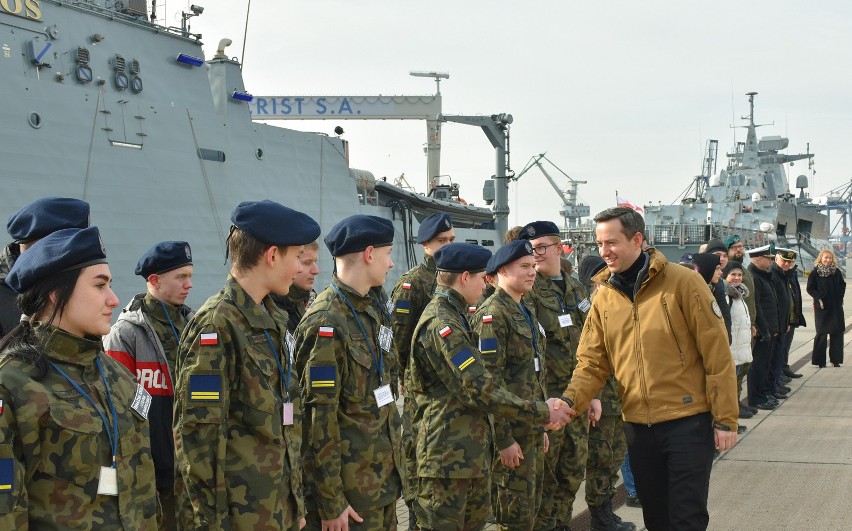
left=529, top=272, right=591, bottom=530
left=295, top=277, right=402, bottom=530
left=173, top=276, right=304, bottom=530
left=473, top=288, right=548, bottom=531
left=585, top=377, right=627, bottom=507
left=272, top=285, right=316, bottom=334
left=409, top=286, right=552, bottom=530
left=0, top=244, right=21, bottom=337
left=0, top=324, right=159, bottom=529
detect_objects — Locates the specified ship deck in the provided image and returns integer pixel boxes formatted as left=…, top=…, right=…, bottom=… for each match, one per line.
left=396, top=276, right=852, bottom=530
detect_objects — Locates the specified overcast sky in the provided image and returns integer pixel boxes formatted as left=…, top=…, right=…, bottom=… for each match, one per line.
left=165, top=1, right=852, bottom=232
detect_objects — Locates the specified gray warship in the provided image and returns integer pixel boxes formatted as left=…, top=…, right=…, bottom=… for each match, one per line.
left=0, top=1, right=510, bottom=309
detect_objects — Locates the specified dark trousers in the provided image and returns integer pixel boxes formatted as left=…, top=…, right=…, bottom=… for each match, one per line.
left=813, top=327, right=845, bottom=366
left=748, top=336, right=774, bottom=405
left=768, top=331, right=786, bottom=390
left=624, top=412, right=715, bottom=531
left=782, top=329, right=795, bottom=367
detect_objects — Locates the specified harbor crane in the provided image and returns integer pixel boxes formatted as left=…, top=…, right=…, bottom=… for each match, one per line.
left=513, top=154, right=590, bottom=229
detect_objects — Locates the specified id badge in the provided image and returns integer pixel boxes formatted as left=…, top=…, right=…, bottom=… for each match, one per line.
left=538, top=322, right=546, bottom=336
left=558, top=314, right=573, bottom=328
left=97, top=466, right=118, bottom=496
left=578, top=298, right=592, bottom=313
left=282, top=402, right=294, bottom=426
left=534, top=357, right=541, bottom=373
left=378, top=325, right=393, bottom=353
left=130, top=383, right=152, bottom=420
left=373, top=384, right=394, bottom=407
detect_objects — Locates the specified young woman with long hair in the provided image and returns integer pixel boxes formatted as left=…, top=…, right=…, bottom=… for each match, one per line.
left=807, top=250, right=846, bottom=368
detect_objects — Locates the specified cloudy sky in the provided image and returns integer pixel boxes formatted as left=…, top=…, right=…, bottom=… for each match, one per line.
left=165, top=1, right=852, bottom=232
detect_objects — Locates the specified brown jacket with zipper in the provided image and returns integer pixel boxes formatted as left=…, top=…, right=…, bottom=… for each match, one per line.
left=562, top=249, right=738, bottom=431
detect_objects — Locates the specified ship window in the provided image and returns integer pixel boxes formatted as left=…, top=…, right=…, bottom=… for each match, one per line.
left=465, top=239, right=478, bottom=245
left=481, top=240, right=495, bottom=247
left=255, top=148, right=264, bottom=160
left=28, top=112, right=42, bottom=129
left=197, top=148, right=226, bottom=162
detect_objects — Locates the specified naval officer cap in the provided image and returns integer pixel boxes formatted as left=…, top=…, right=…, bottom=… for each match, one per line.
left=518, top=221, right=560, bottom=240
left=747, top=244, right=775, bottom=258
left=486, top=239, right=534, bottom=276
left=136, top=241, right=193, bottom=278
left=434, top=243, right=492, bottom=273
left=6, top=197, right=90, bottom=243
left=230, top=200, right=320, bottom=247
left=6, top=226, right=107, bottom=293
left=775, top=247, right=797, bottom=261
left=417, top=213, right=453, bottom=244
left=324, top=215, right=395, bottom=257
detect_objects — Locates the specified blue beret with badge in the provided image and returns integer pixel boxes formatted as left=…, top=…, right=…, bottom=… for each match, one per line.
left=135, top=241, right=193, bottom=278
left=434, top=242, right=491, bottom=273
left=518, top=220, right=560, bottom=240
left=6, top=226, right=107, bottom=293
left=417, top=213, right=453, bottom=244
left=324, top=214, right=394, bottom=257
left=6, top=197, right=90, bottom=243
left=486, top=239, right=534, bottom=275
left=230, top=200, right=320, bottom=247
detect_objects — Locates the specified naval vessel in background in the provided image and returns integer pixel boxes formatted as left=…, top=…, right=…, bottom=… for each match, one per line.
left=0, top=1, right=511, bottom=309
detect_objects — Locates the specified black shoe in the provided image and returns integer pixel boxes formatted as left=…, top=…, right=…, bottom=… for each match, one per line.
left=777, top=385, right=791, bottom=393
left=754, top=401, right=776, bottom=410
left=816, top=364, right=827, bottom=368
left=625, top=494, right=642, bottom=508
left=772, top=392, right=788, bottom=400
left=764, top=396, right=779, bottom=406
left=833, top=363, right=841, bottom=367
left=590, top=500, right=636, bottom=531
left=737, top=424, right=747, bottom=434
left=783, top=367, right=803, bottom=378
left=747, top=404, right=759, bottom=414
left=738, top=405, right=754, bottom=419
left=780, top=375, right=792, bottom=384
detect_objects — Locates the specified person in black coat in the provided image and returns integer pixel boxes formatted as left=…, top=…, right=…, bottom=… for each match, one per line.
left=692, top=252, right=732, bottom=342
left=769, top=250, right=794, bottom=398
left=807, top=250, right=846, bottom=367
left=747, top=245, right=781, bottom=409
left=782, top=253, right=807, bottom=379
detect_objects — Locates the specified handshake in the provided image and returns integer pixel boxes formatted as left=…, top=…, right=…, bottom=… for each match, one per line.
left=542, top=397, right=577, bottom=431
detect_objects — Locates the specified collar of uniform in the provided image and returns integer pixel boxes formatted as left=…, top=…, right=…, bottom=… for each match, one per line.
left=331, top=276, right=372, bottom=312
left=142, top=292, right=186, bottom=325
left=288, top=284, right=311, bottom=303
left=36, top=322, right=103, bottom=366
left=435, top=285, right=467, bottom=310
left=423, top=253, right=437, bottom=273
left=493, top=285, right=525, bottom=308
left=224, top=275, right=280, bottom=330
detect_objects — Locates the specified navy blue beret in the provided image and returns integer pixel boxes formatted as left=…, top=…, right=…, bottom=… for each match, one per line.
left=486, top=239, right=534, bottom=275
left=6, top=197, right=90, bottom=243
left=230, top=200, right=320, bottom=247
left=6, top=226, right=107, bottom=293
left=417, top=213, right=453, bottom=244
left=324, top=215, right=394, bottom=257
left=434, top=243, right=492, bottom=273
left=135, top=241, right=193, bottom=278
left=518, top=220, right=560, bottom=240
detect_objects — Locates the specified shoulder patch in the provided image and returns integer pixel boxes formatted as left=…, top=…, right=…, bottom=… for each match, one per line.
left=451, top=348, right=477, bottom=371
left=468, top=306, right=477, bottom=314
left=318, top=326, right=334, bottom=337
left=395, top=300, right=412, bottom=314
left=199, top=332, right=218, bottom=346
left=310, top=365, right=336, bottom=388
left=439, top=325, right=452, bottom=338
left=711, top=300, right=723, bottom=318
left=0, top=457, right=12, bottom=492
left=482, top=314, right=493, bottom=323
left=479, top=337, right=497, bottom=354
left=189, top=374, right=221, bottom=401
left=0, top=399, right=3, bottom=415
left=402, top=282, right=412, bottom=290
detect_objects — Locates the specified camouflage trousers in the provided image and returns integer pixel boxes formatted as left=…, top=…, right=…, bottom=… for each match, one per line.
left=304, top=502, right=397, bottom=531
left=533, top=411, right=589, bottom=530
left=585, top=413, right=627, bottom=507
left=413, top=476, right=490, bottom=531
left=492, top=432, right=545, bottom=531
left=736, top=362, right=752, bottom=401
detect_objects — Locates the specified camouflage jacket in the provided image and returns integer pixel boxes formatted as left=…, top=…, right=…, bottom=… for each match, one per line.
left=0, top=244, right=20, bottom=337
left=0, top=325, right=159, bottom=530
left=272, top=285, right=316, bottom=333
left=409, top=286, right=550, bottom=479
left=529, top=272, right=589, bottom=397
left=295, top=277, right=403, bottom=520
left=173, top=276, right=303, bottom=530
left=369, top=285, right=399, bottom=390
left=391, top=254, right=437, bottom=373
left=473, top=288, right=548, bottom=450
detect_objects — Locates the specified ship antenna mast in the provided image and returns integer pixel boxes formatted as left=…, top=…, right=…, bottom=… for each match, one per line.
left=241, top=0, right=252, bottom=68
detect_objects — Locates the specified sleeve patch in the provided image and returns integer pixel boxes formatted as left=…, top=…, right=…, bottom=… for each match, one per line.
left=318, top=326, right=334, bottom=337
left=189, top=374, right=222, bottom=401
left=468, top=306, right=477, bottom=314
left=451, top=348, right=477, bottom=371
left=479, top=338, right=497, bottom=354
left=482, top=314, right=493, bottom=323
left=402, top=282, right=412, bottom=290
left=395, top=300, right=411, bottom=314
left=310, top=365, right=337, bottom=388
left=199, top=332, right=218, bottom=346
left=0, top=457, right=12, bottom=492
left=439, top=325, right=452, bottom=338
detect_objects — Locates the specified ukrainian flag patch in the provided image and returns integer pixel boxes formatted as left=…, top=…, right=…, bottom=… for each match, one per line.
left=395, top=300, right=411, bottom=314
left=451, top=348, right=476, bottom=372
left=189, top=374, right=222, bottom=401
left=310, top=365, right=336, bottom=388
left=0, top=457, right=13, bottom=492
left=479, top=338, right=497, bottom=354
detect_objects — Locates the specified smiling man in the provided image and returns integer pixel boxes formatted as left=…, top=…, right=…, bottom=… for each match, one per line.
left=560, top=207, right=738, bottom=531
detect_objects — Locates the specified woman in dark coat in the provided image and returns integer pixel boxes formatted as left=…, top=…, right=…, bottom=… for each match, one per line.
left=807, top=250, right=846, bottom=367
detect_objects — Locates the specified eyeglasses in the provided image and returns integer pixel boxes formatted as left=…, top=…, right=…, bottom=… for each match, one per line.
left=532, top=242, right=559, bottom=255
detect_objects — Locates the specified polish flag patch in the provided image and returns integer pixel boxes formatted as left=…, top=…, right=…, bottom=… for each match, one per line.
left=0, top=399, right=3, bottom=415
left=402, top=283, right=412, bottom=290
left=200, top=333, right=218, bottom=346
left=439, top=326, right=452, bottom=338
left=482, top=315, right=493, bottom=323
left=318, top=326, right=335, bottom=337
left=468, top=306, right=477, bottom=313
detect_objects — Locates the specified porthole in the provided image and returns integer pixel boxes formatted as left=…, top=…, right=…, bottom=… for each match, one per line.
left=255, top=148, right=264, bottom=160
left=28, top=112, right=42, bottom=129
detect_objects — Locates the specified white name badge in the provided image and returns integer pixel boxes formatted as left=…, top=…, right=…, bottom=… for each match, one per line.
left=558, top=314, right=573, bottom=328
left=534, top=357, right=541, bottom=372
left=378, top=325, right=393, bottom=353
left=285, top=331, right=296, bottom=364
left=282, top=402, right=294, bottom=426
left=578, top=298, right=592, bottom=313
left=386, top=299, right=394, bottom=316
left=98, top=466, right=118, bottom=496
left=374, top=384, right=394, bottom=407
left=538, top=322, right=546, bottom=336
left=130, top=384, right=152, bottom=420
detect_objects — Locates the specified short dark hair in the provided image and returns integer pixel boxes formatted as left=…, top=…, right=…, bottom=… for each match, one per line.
left=436, top=271, right=461, bottom=286
left=594, top=207, right=645, bottom=241
left=229, top=227, right=274, bottom=273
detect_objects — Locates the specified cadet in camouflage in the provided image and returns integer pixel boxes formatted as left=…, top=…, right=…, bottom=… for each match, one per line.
left=173, top=200, right=320, bottom=530
left=408, top=243, right=569, bottom=531
left=519, top=221, right=593, bottom=530
left=295, top=215, right=402, bottom=531
left=585, top=378, right=631, bottom=520
left=0, top=225, right=159, bottom=530
left=272, top=240, right=320, bottom=333
left=473, top=240, right=549, bottom=531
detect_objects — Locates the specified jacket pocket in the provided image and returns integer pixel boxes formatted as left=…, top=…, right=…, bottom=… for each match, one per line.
left=44, top=401, right=103, bottom=488
left=661, top=297, right=686, bottom=368
left=239, top=342, right=279, bottom=414
left=342, top=333, right=375, bottom=402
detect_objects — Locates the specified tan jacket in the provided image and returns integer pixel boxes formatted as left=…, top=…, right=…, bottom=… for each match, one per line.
left=563, top=249, right=738, bottom=431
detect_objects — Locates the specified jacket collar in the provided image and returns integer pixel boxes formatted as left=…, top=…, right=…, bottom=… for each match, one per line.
left=596, top=249, right=661, bottom=298
left=288, top=284, right=311, bottom=303
left=331, top=276, right=372, bottom=312
left=37, top=323, right=103, bottom=366
left=423, top=253, right=437, bottom=273
left=224, top=275, right=280, bottom=330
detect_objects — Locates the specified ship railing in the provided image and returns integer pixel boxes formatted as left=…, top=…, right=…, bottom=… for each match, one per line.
left=646, top=223, right=767, bottom=249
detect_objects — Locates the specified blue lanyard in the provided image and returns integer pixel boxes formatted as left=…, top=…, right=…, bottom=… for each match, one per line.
left=49, top=358, right=119, bottom=467
left=370, top=291, right=391, bottom=323
left=518, top=302, right=540, bottom=356
left=159, top=300, right=181, bottom=344
left=436, top=290, right=470, bottom=332
left=332, top=284, right=383, bottom=383
left=262, top=329, right=291, bottom=399
left=554, top=288, right=582, bottom=312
